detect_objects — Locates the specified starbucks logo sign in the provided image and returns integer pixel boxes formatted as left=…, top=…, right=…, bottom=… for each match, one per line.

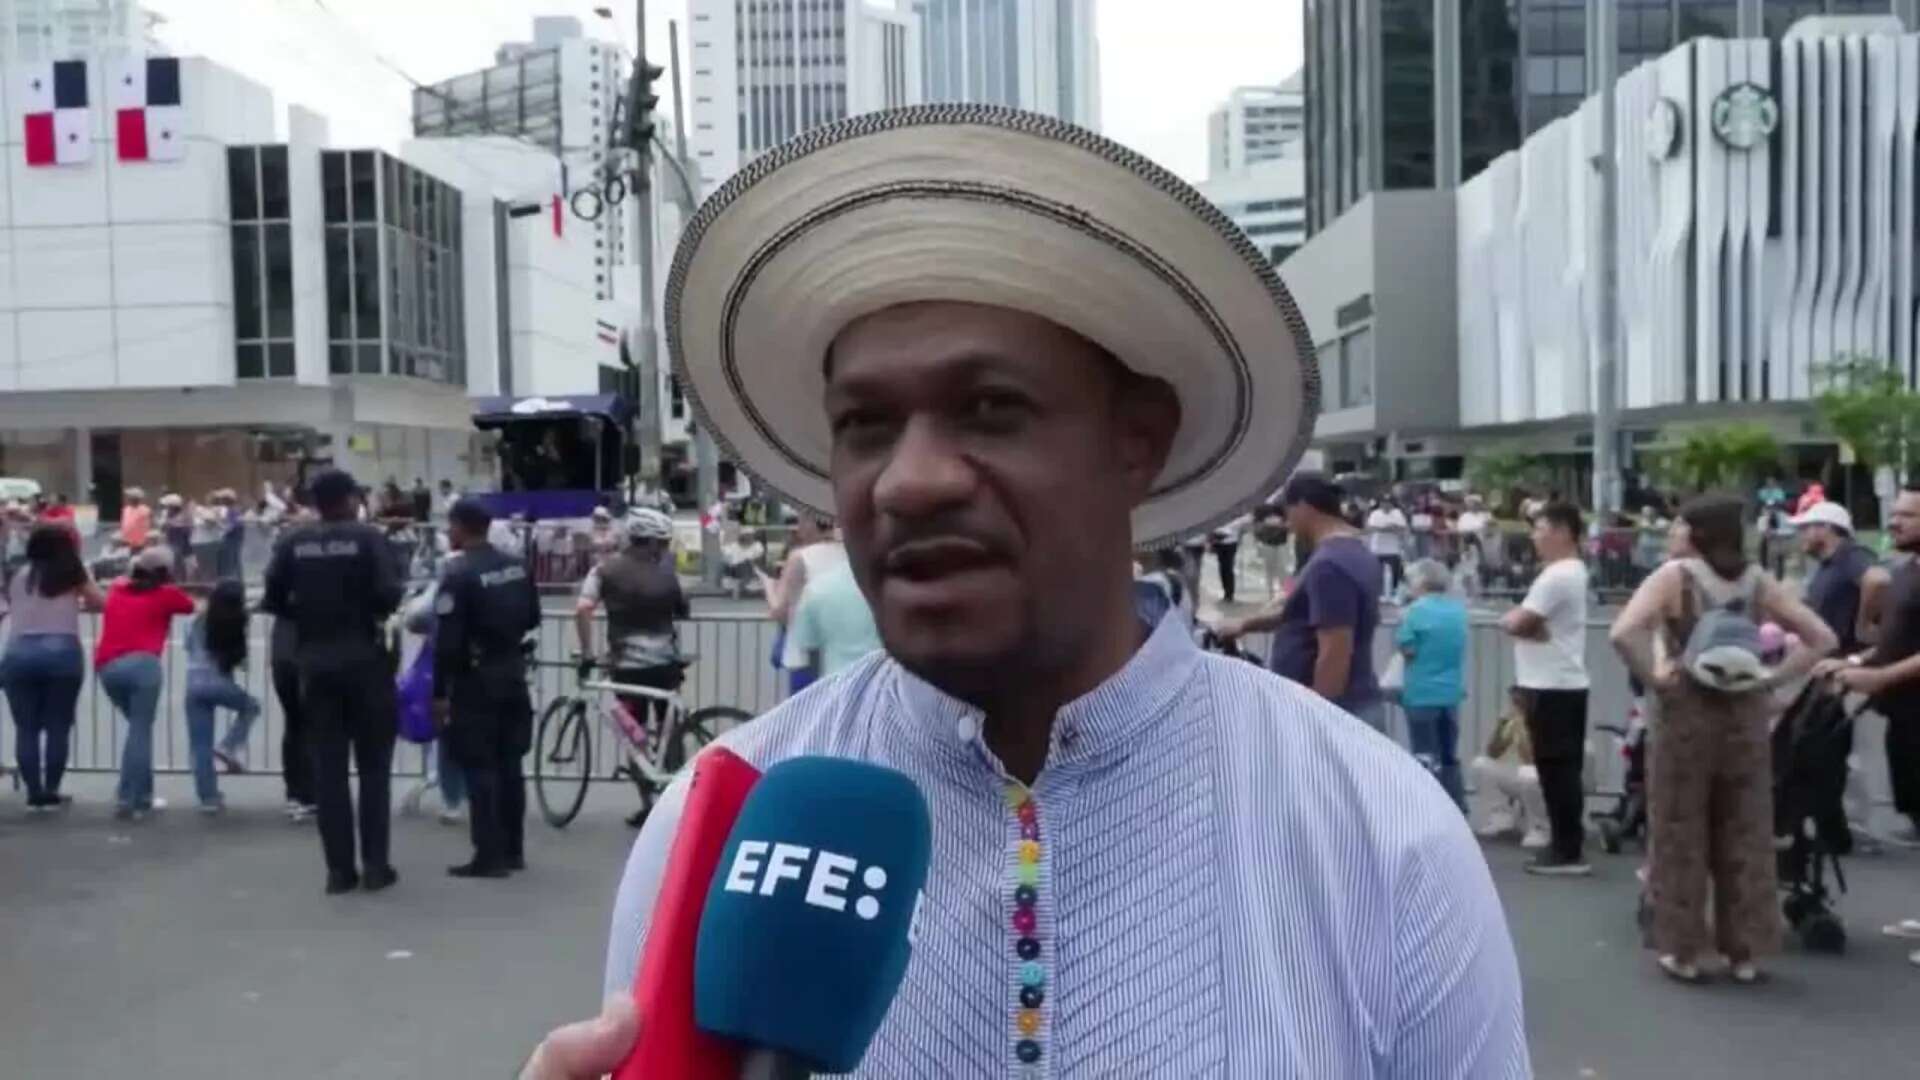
left=1646, top=98, right=1683, bottom=161
left=1711, top=83, right=1778, bottom=150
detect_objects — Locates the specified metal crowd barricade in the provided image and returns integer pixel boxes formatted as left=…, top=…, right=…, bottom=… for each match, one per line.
left=0, top=611, right=785, bottom=781
left=0, top=611, right=1893, bottom=805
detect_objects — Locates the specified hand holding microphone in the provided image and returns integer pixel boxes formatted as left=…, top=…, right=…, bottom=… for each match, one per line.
left=517, top=995, right=641, bottom=1080
left=520, top=755, right=932, bottom=1079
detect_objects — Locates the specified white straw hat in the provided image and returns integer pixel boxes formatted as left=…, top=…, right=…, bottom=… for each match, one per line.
left=666, top=105, right=1319, bottom=547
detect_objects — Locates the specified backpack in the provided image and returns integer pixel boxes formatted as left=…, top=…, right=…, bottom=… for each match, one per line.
left=1676, top=559, right=1770, bottom=693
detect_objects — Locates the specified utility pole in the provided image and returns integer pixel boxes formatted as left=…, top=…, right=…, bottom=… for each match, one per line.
left=627, top=0, right=667, bottom=489
left=668, top=19, right=724, bottom=588
left=1587, top=0, right=1621, bottom=521
left=1433, top=0, right=1461, bottom=189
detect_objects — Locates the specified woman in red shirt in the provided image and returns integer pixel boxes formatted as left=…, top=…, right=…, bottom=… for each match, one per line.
left=97, top=546, right=196, bottom=820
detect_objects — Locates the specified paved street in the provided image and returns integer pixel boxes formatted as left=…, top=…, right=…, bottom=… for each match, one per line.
left=5, top=773, right=1917, bottom=1078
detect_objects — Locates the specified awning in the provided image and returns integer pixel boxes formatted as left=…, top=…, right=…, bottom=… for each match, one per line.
left=471, top=394, right=632, bottom=430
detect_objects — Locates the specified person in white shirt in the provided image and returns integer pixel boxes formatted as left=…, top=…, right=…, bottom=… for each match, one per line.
left=1409, top=504, right=1435, bottom=560
left=1455, top=497, right=1493, bottom=596
left=1207, top=513, right=1251, bottom=604
left=1499, top=500, right=1593, bottom=876
left=1365, top=501, right=1410, bottom=595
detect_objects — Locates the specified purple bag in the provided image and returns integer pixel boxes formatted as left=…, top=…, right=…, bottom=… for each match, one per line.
left=395, top=638, right=438, bottom=744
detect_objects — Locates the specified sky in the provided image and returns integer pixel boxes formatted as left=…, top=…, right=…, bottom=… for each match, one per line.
left=147, top=0, right=1301, bottom=185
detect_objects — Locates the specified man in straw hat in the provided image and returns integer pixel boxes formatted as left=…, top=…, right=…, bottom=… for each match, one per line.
left=522, top=106, right=1524, bottom=1078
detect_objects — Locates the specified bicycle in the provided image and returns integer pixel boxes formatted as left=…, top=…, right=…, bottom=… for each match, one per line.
left=531, top=658, right=752, bottom=829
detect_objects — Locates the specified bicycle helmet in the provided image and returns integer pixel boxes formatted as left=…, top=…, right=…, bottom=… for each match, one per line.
left=625, top=507, right=675, bottom=544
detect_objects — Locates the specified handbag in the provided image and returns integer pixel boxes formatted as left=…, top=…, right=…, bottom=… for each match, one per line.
left=395, top=639, right=438, bottom=745
left=1380, top=652, right=1407, bottom=699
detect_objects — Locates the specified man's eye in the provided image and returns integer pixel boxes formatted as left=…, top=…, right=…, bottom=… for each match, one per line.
left=831, top=409, right=892, bottom=439
left=965, top=391, right=1029, bottom=426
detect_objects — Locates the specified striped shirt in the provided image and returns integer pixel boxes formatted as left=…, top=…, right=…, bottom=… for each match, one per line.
left=605, top=615, right=1529, bottom=1077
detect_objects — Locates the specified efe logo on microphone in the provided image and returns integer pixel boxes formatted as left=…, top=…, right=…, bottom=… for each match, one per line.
left=723, top=841, right=891, bottom=920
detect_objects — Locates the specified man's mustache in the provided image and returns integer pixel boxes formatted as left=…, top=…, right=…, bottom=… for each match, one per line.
left=875, top=521, right=1013, bottom=571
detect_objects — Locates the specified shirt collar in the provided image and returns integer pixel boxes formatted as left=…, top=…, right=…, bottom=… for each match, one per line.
left=889, top=611, right=1203, bottom=775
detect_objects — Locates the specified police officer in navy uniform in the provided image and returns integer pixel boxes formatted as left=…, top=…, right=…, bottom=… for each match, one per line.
left=434, top=498, right=542, bottom=878
left=262, top=469, right=405, bottom=895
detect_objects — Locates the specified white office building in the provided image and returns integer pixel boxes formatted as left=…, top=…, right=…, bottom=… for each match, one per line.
left=1457, top=28, right=1920, bottom=437
left=0, top=53, right=606, bottom=506
left=1198, top=156, right=1305, bottom=267
left=686, top=0, right=921, bottom=197
left=1207, top=75, right=1302, bottom=180
left=414, top=21, right=633, bottom=307
left=914, top=0, right=1100, bottom=128
left=1, top=0, right=155, bottom=60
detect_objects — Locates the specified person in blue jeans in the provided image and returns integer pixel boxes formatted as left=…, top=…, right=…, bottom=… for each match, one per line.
left=1396, top=558, right=1470, bottom=812
left=402, top=575, right=468, bottom=823
left=183, top=580, right=261, bottom=811
left=95, top=547, right=196, bottom=820
left=1, top=524, right=103, bottom=810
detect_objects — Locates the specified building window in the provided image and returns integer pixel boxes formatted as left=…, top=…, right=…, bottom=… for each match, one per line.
left=1338, top=326, right=1374, bottom=409
left=321, top=149, right=464, bottom=386
left=228, top=146, right=296, bottom=379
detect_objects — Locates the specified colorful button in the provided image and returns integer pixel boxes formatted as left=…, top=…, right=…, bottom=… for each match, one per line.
left=1017, top=800, right=1037, bottom=824
left=1016, top=1040, right=1042, bottom=1064
left=1021, top=985, right=1045, bottom=1009
left=1017, top=937, right=1041, bottom=961
left=1005, top=786, right=1029, bottom=809
left=1018, top=840, right=1041, bottom=864
left=1016, top=861, right=1039, bottom=887
left=1020, top=819, right=1040, bottom=841
left=1012, top=906, right=1037, bottom=935
left=1014, top=885, right=1038, bottom=907
left=1020, top=961, right=1044, bottom=988
left=1017, top=1009, right=1042, bottom=1037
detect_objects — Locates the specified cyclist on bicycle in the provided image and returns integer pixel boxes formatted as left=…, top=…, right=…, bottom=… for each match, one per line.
left=573, top=508, right=688, bottom=744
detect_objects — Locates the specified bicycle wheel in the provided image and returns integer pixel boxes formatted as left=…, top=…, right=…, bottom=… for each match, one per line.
left=533, top=696, right=593, bottom=829
left=669, top=706, right=754, bottom=773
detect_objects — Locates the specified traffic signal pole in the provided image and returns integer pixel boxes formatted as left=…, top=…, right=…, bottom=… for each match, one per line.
left=630, top=0, right=665, bottom=490
left=665, top=19, right=725, bottom=589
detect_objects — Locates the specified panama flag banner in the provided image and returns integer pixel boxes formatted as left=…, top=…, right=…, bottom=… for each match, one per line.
left=21, top=60, right=92, bottom=166
left=108, top=55, right=184, bottom=162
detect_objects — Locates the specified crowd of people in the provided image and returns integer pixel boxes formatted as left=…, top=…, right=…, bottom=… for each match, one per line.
left=1147, top=470, right=1920, bottom=981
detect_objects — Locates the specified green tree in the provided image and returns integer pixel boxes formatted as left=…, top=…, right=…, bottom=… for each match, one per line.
left=1813, top=354, right=1920, bottom=481
left=1652, top=423, right=1782, bottom=494
left=1465, top=451, right=1549, bottom=513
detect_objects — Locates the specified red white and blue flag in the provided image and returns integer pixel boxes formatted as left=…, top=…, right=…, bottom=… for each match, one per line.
left=21, top=60, right=92, bottom=166
left=108, top=55, right=184, bottom=162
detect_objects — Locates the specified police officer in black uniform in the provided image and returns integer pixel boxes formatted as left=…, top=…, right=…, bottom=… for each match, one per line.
left=262, top=469, right=405, bottom=895
left=434, top=498, right=541, bottom=878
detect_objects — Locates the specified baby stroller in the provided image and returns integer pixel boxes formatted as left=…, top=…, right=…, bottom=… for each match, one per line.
left=1772, top=681, right=1858, bottom=954
left=1594, top=699, right=1648, bottom=855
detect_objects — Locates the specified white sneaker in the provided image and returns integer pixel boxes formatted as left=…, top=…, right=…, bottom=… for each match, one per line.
left=1520, top=827, right=1551, bottom=850
left=439, top=805, right=468, bottom=826
left=150, top=797, right=168, bottom=812
left=1475, top=813, right=1519, bottom=840
left=1881, top=823, right=1920, bottom=849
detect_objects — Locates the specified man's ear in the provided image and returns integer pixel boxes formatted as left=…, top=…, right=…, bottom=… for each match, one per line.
left=1112, top=372, right=1180, bottom=504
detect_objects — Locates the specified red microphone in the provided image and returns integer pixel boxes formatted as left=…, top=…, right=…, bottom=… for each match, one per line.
left=613, top=746, right=762, bottom=1080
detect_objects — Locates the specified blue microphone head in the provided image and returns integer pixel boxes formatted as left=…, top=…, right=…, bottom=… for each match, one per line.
left=694, top=756, right=932, bottom=1074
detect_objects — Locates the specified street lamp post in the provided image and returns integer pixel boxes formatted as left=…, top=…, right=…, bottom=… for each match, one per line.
left=1588, top=0, right=1621, bottom=522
